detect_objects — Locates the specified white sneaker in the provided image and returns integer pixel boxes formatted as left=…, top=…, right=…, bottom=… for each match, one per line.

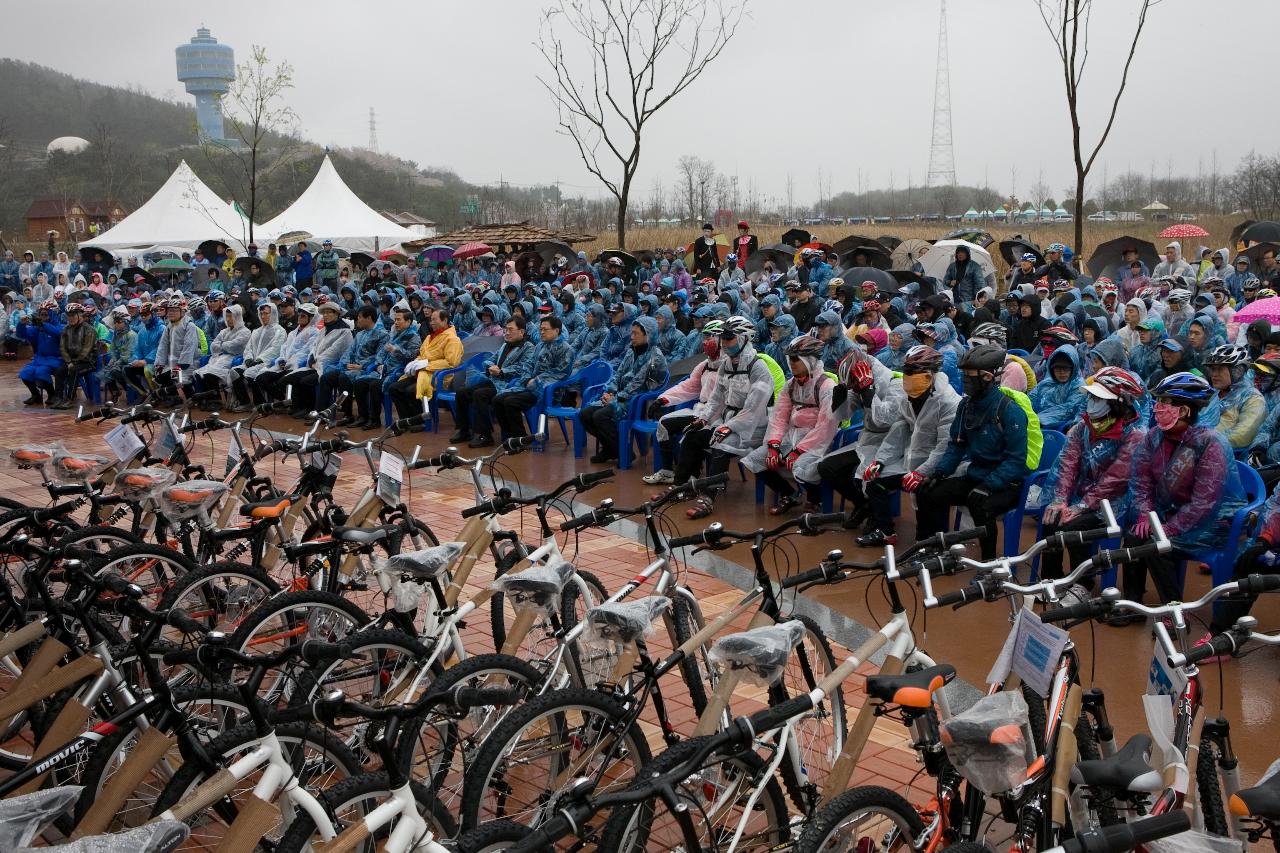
left=642, top=469, right=674, bottom=485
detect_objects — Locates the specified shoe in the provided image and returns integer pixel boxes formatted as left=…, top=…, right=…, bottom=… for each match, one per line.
left=51, top=398, right=73, bottom=410
left=355, top=419, right=378, bottom=430
left=685, top=496, right=715, bottom=520
left=1192, top=632, right=1231, bottom=665
left=1103, top=611, right=1143, bottom=627
left=333, top=416, right=357, bottom=428
left=856, top=529, right=897, bottom=547
left=21, top=396, right=41, bottom=406
left=449, top=431, right=472, bottom=443
left=590, top=451, right=618, bottom=464
left=468, top=435, right=495, bottom=448
left=642, top=469, right=674, bottom=485
left=768, top=494, right=804, bottom=516
left=842, top=506, right=870, bottom=530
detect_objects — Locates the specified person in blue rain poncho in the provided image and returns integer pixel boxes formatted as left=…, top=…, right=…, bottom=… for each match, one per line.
left=812, top=310, right=853, bottom=371
left=577, top=315, right=667, bottom=463
left=1029, top=346, right=1086, bottom=431
left=763, top=313, right=799, bottom=377
left=875, top=323, right=915, bottom=370
left=1129, top=316, right=1166, bottom=381
left=1248, top=353, right=1280, bottom=463
left=1202, top=345, right=1266, bottom=453
left=654, top=305, right=687, bottom=359
left=571, top=303, right=609, bottom=370
left=603, top=302, right=638, bottom=365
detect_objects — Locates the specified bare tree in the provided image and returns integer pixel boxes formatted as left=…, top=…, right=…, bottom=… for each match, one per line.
left=537, top=0, right=745, bottom=248
left=676, top=155, right=701, bottom=223
left=1036, top=0, right=1158, bottom=253
left=203, top=46, right=300, bottom=243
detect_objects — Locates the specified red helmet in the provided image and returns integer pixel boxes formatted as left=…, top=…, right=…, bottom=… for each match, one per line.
left=1087, top=366, right=1144, bottom=405
left=1040, top=325, right=1079, bottom=345
left=903, top=344, right=944, bottom=372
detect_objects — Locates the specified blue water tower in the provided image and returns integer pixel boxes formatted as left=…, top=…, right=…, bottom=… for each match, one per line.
left=176, top=27, right=236, bottom=142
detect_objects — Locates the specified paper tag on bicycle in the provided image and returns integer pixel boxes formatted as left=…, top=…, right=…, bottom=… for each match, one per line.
left=153, top=419, right=179, bottom=462
left=309, top=451, right=342, bottom=476
left=987, top=609, right=1069, bottom=698
left=104, top=423, right=144, bottom=463
left=377, top=452, right=404, bottom=505
left=1142, top=693, right=1189, bottom=795
left=224, top=438, right=242, bottom=477
left=1145, top=638, right=1188, bottom=700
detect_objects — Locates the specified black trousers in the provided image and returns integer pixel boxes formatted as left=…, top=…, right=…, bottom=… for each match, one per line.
left=1210, top=551, right=1266, bottom=632
left=246, top=368, right=287, bottom=405
left=56, top=360, right=95, bottom=400
left=494, top=390, right=538, bottom=438
left=455, top=383, right=499, bottom=437
left=318, top=371, right=353, bottom=416
left=756, top=468, right=822, bottom=505
left=388, top=375, right=423, bottom=421
left=1040, top=509, right=1106, bottom=586
left=815, top=445, right=861, bottom=503
left=281, top=369, right=319, bottom=412
left=579, top=404, right=620, bottom=457
left=655, top=412, right=696, bottom=471
left=352, top=375, right=385, bottom=423
left=673, top=426, right=714, bottom=484
left=916, top=475, right=1023, bottom=560
left=1120, top=533, right=1187, bottom=606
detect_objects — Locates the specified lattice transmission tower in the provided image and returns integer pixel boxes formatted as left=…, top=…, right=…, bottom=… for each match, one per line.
left=926, top=0, right=956, bottom=186
left=368, top=107, right=379, bottom=153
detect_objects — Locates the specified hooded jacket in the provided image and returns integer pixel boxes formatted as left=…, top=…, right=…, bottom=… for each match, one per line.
left=944, top=254, right=986, bottom=305
left=1046, top=414, right=1148, bottom=525
left=763, top=314, right=799, bottom=377
left=1086, top=335, right=1129, bottom=375
left=376, top=321, right=421, bottom=386
left=1009, top=297, right=1050, bottom=353
left=1151, top=242, right=1195, bottom=281
left=155, top=316, right=200, bottom=372
left=1216, top=381, right=1267, bottom=450
left=876, top=370, right=961, bottom=478
left=1029, top=347, right=1086, bottom=429
left=1129, top=318, right=1166, bottom=381
left=277, top=317, right=320, bottom=370
left=604, top=315, right=667, bottom=409
left=195, top=305, right=250, bottom=386
left=816, top=311, right=854, bottom=371
left=572, top=304, right=610, bottom=369
left=935, top=381, right=1031, bottom=490
left=874, top=323, right=916, bottom=371
left=660, top=355, right=720, bottom=421
left=603, top=302, right=638, bottom=365
left=703, top=332, right=774, bottom=456
left=1115, top=297, right=1148, bottom=355
left=452, top=293, right=479, bottom=334
left=654, top=305, right=687, bottom=359
left=526, top=330, right=575, bottom=397
left=60, top=317, right=98, bottom=366
left=742, top=352, right=838, bottom=482
left=313, top=315, right=354, bottom=374
left=476, top=332, right=536, bottom=393
left=1133, top=418, right=1245, bottom=552
left=241, top=303, right=287, bottom=378
left=338, top=320, right=389, bottom=378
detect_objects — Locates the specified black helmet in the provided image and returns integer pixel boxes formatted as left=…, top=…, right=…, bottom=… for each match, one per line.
left=958, top=343, right=1006, bottom=373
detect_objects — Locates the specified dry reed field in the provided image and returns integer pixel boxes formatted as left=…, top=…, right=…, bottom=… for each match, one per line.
left=582, top=214, right=1244, bottom=280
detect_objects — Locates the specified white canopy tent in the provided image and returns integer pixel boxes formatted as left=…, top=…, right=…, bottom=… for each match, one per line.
left=79, top=161, right=252, bottom=253
left=260, top=155, right=421, bottom=253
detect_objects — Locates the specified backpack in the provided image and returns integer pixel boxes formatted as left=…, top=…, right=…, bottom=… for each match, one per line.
left=755, top=352, right=787, bottom=401
left=957, top=387, right=1043, bottom=472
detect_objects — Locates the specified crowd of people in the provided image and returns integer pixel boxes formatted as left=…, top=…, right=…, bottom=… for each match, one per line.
left=6, top=222, right=1280, bottom=657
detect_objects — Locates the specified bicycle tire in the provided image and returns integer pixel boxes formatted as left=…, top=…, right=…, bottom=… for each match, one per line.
left=487, top=542, right=527, bottom=654
left=155, top=560, right=279, bottom=635
left=598, top=734, right=788, bottom=853
left=1022, top=681, right=1048, bottom=756
left=457, top=818, right=553, bottom=853
left=796, top=785, right=925, bottom=853
left=150, top=720, right=362, bottom=850
left=290, top=628, right=436, bottom=727
left=394, top=652, right=546, bottom=808
left=273, top=770, right=456, bottom=853
left=91, top=542, right=200, bottom=624
left=56, top=524, right=142, bottom=551
left=669, top=592, right=712, bottom=716
left=770, top=613, right=847, bottom=812
left=1072, top=710, right=1120, bottom=828
left=1197, top=733, right=1229, bottom=836
left=558, top=569, right=612, bottom=687
left=459, top=687, right=652, bottom=832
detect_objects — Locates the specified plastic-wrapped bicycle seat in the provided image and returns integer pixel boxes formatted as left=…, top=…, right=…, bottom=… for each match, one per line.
left=158, top=479, right=230, bottom=521
left=52, top=450, right=111, bottom=482
left=16, top=819, right=190, bottom=853
left=491, top=559, right=575, bottom=614
left=113, top=466, right=178, bottom=500
left=1070, top=733, right=1162, bottom=793
left=586, top=596, right=671, bottom=645
left=382, top=541, right=465, bottom=580
left=0, top=784, right=81, bottom=848
left=709, top=620, right=806, bottom=687
left=866, top=663, right=957, bottom=709
left=9, top=443, right=60, bottom=468
left=941, top=690, right=1035, bottom=794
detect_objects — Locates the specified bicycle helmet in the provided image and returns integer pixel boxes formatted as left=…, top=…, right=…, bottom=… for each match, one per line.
left=37, top=299, right=58, bottom=312
left=1086, top=366, right=1144, bottom=406
left=81, top=302, right=97, bottom=316
left=969, top=321, right=1007, bottom=347
left=723, top=315, right=755, bottom=337
left=1254, top=353, right=1280, bottom=395
left=206, top=290, right=226, bottom=301
left=701, top=318, right=726, bottom=336
left=1040, top=325, right=1079, bottom=345
left=1151, top=372, right=1213, bottom=406
left=903, top=345, right=944, bottom=372
left=186, top=296, right=206, bottom=313
left=1019, top=252, right=1038, bottom=264
left=1259, top=288, right=1279, bottom=299
left=1047, top=243, right=1067, bottom=254
left=958, top=343, right=1006, bottom=373
left=64, top=302, right=83, bottom=314
left=1203, top=345, right=1251, bottom=367
left=913, top=322, right=941, bottom=343
left=1051, top=278, right=1073, bottom=293
left=1165, top=288, right=1192, bottom=304
left=786, top=335, right=825, bottom=359
left=822, top=298, right=844, bottom=315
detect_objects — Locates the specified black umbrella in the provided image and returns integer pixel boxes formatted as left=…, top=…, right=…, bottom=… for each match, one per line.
left=832, top=234, right=888, bottom=257
left=1242, top=222, right=1280, bottom=247
left=840, top=266, right=897, bottom=292
left=350, top=252, right=375, bottom=270
left=942, top=228, right=994, bottom=248
left=890, top=270, right=936, bottom=297
left=1244, top=241, right=1280, bottom=264
left=196, top=239, right=233, bottom=261
left=876, top=235, right=903, bottom=251
left=119, top=266, right=156, bottom=286
left=598, top=250, right=639, bottom=274
left=998, top=236, right=1043, bottom=266
left=535, top=240, right=577, bottom=267
left=78, top=246, right=114, bottom=264
left=780, top=228, right=812, bottom=248
left=1086, top=235, right=1159, bottom=279
left=1230, top=220, right=1255, bottom=250
left=838, top=245, right=891, bottom=270
left=745, top=243, right=796, bottom=276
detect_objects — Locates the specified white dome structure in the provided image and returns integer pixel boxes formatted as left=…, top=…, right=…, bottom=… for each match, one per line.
left=47, top=136, right=91, bottom=156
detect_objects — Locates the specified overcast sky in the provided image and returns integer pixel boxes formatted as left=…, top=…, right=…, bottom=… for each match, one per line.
left=9, top=0, right=1269, bottom=205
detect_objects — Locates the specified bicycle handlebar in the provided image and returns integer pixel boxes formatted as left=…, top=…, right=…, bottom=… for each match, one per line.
left=162, top=637, right=355, bottom=671
left=557, top=472, right=731, bottom=533
left=666, top=510, right=847, bottom=550
left=1049, top=810, right=1190, bottom=853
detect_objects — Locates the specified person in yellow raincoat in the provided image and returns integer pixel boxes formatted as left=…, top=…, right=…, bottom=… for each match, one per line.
left=389, top=307, right=462, bottom=421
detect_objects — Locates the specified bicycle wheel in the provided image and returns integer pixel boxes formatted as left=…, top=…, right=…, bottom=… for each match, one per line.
left=56, top=524, right=142, bottom=553
left=669, top=591, right=713, bottom=716
left=770, top=613, right=846, bottom=811
left=797, top=785, right=925, bottom=853
left=72, top=685, right=254, bottom=835
left=1072, top=711, right=1120, bottom=828
left=1197, top=733, right=1229, bottom=836
left=457, top=819, right=554, bottom=853
left=599, top=734, right=788, bottom=853
left=558, top=569, right=615, bottom=688
left=228, top=590, right=372, bottom=705
left=151, top=720, right=362, bottom=851
left=459, top=687, right=652, bottom=833
left=92, top=543, right=200, bottom=632
left=155, top=561, right=279, bottom=637
left=274, top=770, right=455, bottom=853
left=394, top=652, right=546, bottom=811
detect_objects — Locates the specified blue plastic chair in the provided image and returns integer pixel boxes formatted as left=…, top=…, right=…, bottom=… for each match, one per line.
left=815, top=415, right=865, bottom=511
left=431, top=352, right=492, bottom=433
left=1195, top=462, right=1266, bottom=607
left=616, top=369, right=671, bottom=470
left=998, top=429, right=1068, bottom=560
left=542, top=361, right=612, bottom=457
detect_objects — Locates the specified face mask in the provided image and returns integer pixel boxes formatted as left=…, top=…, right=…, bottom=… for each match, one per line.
left=1153, top=401, right=1185, bottom=430
left=1086, top=395, right=1112, bottom=420
left=701, top=339, right=719, bottom=357
left=962, top=374, right=991, bottom=399
left=794, top=374, right=809, bottom=385
left=902, top=372, right=933, bottom=398
left=725, top=339, right=744, bottom=356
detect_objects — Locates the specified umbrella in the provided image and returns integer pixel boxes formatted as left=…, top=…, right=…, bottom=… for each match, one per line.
left=998, top=236, right=1044, bottom=266
left=1159, top=223, right=1210, bottom=239
left=419, top=245, right=455, bottom=263
left=350, top=252, right=376, bottom=270
left=780, top=228, right=813, bottom=248
left=149, top=258, right=192, bottom=272
left=534, top=240, right=577, bottom=267
left=833, top=234, right=888, bottom=257
left=942, top=228, right=994, bottom=248
left=837, top=244, right=891, bottom=270
left=119, top=266, right=156, bottom=286
left=683, top=234, right=730, bottom=267
left=890, top=270, right=936, bottom=296
left=799, top=241, right=834, bottom=255
left=839, top=266, right=897, bottom=293
left=275, top=230, right=313, bottom=244
left=196, top=239, right=233, bottom=260
left=918, top=240, right=997, bottom=285
left=876, top=235, right=903, bottom=251
left=1244, top=242, right=1280, bottom=264
left=451, top=241, right=493, bottom=260
left=379, top=250, right=409, bottom=264
left=890, top=238, right=933, bottom=271
left=745, top=243, right=797, bottom=276
left=599, top=249, right=639, bottom=271
left=78, top=246, right=114, bottom=263
left=1086, top=235, right=1160, bottom=279
left=1231, top=296, right=1280, bottom=325
left=1231, top=220, right=1256, bottom=249
left=1241, top=222, right=1280, bottom=247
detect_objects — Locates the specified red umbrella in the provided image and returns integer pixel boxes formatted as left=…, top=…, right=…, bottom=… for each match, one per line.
left=451, top=241, right=492, bottom=260
left=1159, top=224, right=1209, bottom=239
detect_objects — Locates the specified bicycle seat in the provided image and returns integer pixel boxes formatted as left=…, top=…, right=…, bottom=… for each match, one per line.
left=491, top=560, right=575, bottom=612
left=55, top=454, right=108, bottom=477
left=0, top=785, right=81, bottom=848
left=119, top=470, right=173, bottom=489
left=17, top=819, right=190, bottom=853
left=1070, top=733, right=1162, bottom=793
left=1231, top=767, right=1280, bottom=821
left=165, top=484, right=227, bottom=504
left=238, top=495, right=292, bottom=519
left=11, top=446, right=54, bottom=465
left=382, top=541, right=465, bottom=579
left=866, top=664, right=957, bottom=709
left=709, top=620, right=806, bottom=686
left=587, top=596, right=671, bottom=644
left=333, top=525, right=391, bottom=545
